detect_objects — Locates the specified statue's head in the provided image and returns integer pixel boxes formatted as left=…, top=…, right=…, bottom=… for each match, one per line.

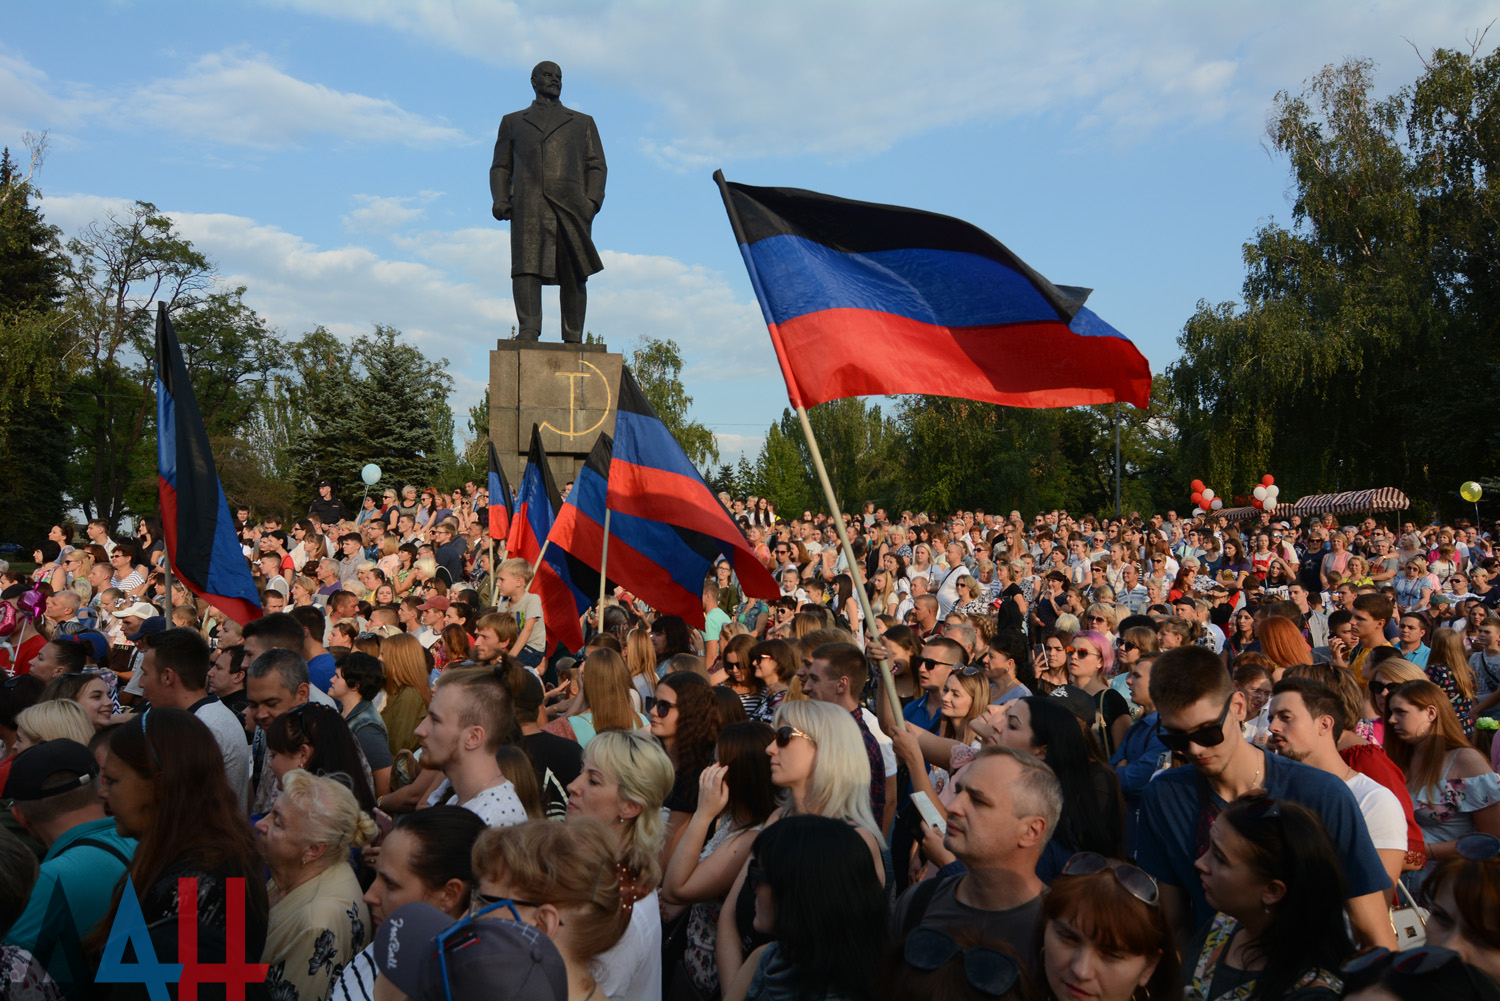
left=531, top=61, right=562, bottom=100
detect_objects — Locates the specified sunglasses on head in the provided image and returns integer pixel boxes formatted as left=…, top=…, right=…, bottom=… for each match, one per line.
left=1157, top=694, right=1234, bottom=753
left=1060, top=852, right=1160, bottom=906
left=773, top=725, right=814, bottom=748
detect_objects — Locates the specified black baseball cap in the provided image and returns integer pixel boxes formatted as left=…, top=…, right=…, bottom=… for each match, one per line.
left=1047, top=685, right=1099, bottom=726
left=316, top=479, right=333, bottom=488
left=126, top=616, right=168, bottom=642
left=5, top=739, right=97, bottom=800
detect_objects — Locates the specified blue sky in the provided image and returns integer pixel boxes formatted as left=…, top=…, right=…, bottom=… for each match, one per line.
left=6, top=1, right=1495, bottom=463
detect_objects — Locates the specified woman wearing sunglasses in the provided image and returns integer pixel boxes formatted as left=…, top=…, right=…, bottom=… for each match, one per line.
left=563, top=730, right=674, bottom=1001
left=1188, top=796, right=1352, bottom=1001
left=1366, top=658, right=1428, bottom=746
left=651, top=672, right=723, bottom=859
left=1067, top=631, right=1131, bottom=756
left=1039, top=853, right=1178, bottom=1001
left=717, top=701, right=887, bottom=991
left=473, top=818, right=634, bottom=1001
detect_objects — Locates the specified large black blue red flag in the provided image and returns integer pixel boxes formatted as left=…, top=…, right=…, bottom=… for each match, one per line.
left=155, top=303, right=263, bottom=626
left=505, top=426, right=586, bottom=653
left=713, top=173, right=1151, bottom=411
left=604, top=368, right=779, bottom=602
left=487, top=441, right=513, bottom=542
left=549, top=434, right=732, bottom=628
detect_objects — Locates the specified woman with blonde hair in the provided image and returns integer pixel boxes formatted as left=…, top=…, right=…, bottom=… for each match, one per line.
left=544, top=647, right=649, bottom=748
left=717, top=699, right=887, bottom=990
left=14, top=699, right=94, bottom=750
left=472, top=819, right=634, bottom=1001
left=623, top=626, right=660, bottom=705
left=1428, top=627, right=1478, bottom=733
left=1367, top=657, right=1430, bottom=746
left=1083, top=602, right=1119, bottom=641
left=562, top=730, right=675, bottom=1001
left=936, top=668, right=989, bottom=746
left=256, top=769, right=374, bottom=1001
left=379, top=632, right=432, bottom=755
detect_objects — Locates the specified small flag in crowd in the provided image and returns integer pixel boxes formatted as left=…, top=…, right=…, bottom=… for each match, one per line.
left=549, top=433, right=728, bottom=628
left=714, top=173, right=1151, bottom=411
left=605, top=367, right=780, bottom=602
left=155, top=303, right=263, bottom=626
left=487, top=441, right=513, bottom=542
left=506, top=425, right=587, bottom=654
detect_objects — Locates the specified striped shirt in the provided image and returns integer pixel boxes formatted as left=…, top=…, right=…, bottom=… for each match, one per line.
left=330, top=942, right=378, bottom=1001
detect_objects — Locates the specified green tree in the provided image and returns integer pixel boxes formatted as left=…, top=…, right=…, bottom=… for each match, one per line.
left=629, top=337, right=719, bottom=468
left=1169, top=46, right=1500, bottom=514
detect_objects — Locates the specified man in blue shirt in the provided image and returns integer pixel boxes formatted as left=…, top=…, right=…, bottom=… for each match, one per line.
left=6, top=740, right=137, bottom=985
left=1135, top=646, right=1395, bottom=953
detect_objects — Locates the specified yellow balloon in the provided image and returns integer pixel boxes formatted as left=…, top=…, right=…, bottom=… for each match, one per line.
left=1461, top=481, right=1483, bottom=503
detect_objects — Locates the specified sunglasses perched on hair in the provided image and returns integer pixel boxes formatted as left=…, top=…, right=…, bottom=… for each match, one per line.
left=773, top=725, right=815, bottom=748
left=1157, top=694, right=1234, bottom=753
left=1060, top=852, right=1160, bottom=906
left=903, top=928, right=1019, bottom=997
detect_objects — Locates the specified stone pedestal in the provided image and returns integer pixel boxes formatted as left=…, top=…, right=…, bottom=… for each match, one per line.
left=489, top=340, right=622, bottom=488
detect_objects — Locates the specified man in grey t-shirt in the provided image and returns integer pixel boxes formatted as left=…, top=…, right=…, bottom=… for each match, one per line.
left=889, top=746, right=1058, bottom=968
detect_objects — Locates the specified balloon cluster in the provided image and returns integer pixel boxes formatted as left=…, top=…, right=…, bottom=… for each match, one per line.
left=1189, top=479, right=1223, bottom=516
left=1252, top=474, right=1279, bottom=511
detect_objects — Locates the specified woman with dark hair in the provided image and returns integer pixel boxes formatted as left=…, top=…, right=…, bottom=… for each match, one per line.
left=832, top=573, right=864, bottom=638
left=440, top=622, right=471, bottom=667
left=652, top=672, right=723, bottom=850
left=1221, top=537, right=1252, bottom=587
left=990, top=696, right=1124, bottom=880
left=750, top=638, right=798, bottom=722
left=1187, top=795, right=1352, bottom=1001
left=666, top=721, right=779, bottom=999
left=264, top=703, right=380, bottom=818
left=654, top=614, right=695, bottom=668
left=723, top=633, right=766, bottom=719
left=723, top=814, right=887, bottom=1001
left=1038, top=854, right=1178, bottom=1001
left=392, top=542, right=420, bottom=598
left=1419, top=832, right=1500, bottom=983
left=95, top=709, right=269, bottom=978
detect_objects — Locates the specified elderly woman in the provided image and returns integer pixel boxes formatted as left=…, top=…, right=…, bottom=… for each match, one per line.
left=1396, top=557, right=1437, bottom=614
left=256, top=769, right=375, bottom=1001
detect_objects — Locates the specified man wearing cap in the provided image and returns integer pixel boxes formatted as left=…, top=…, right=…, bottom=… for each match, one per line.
left=416, top=596, right=449, bottom=650
left=139, top=628, right=252, bottom=807
left=308, top=480, right=347, bottom=525
left=515, top=672, right=582, bottom=820
left=116, top=613, right=167, bottom=706
left=5, top=740, right=136, bottom=962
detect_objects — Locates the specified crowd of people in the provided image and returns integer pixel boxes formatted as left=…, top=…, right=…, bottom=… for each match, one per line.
left=1, top=484, right=1499, bottom=1001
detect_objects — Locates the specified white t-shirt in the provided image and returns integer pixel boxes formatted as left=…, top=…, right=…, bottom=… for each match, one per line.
left=427, top=778, right=529, bottom=827
left=1345, top=771, right=1408, bottom=852
left=195, top=697, right=252, bottom=808
left=595, top=888, right=662, bottom=1001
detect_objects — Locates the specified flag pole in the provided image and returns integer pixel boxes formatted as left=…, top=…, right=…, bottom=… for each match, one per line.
left=597, top=508, right=612, bottom=614
left=489, top=539, right=497, bottom=608
left=156, top=301, right=175, bottom=617
left=793, top=405, right=905, bottom=730
left=531, top=539, right=551, bottom=576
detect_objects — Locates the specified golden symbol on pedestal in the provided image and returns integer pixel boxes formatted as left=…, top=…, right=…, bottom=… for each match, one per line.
left=540, top=358, right=613, bottom=438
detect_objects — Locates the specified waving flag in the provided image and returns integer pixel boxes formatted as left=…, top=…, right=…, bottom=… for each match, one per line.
left=714, top=173, right=1151, bottom=410
left=487, top=441, right=514, bottom=542
left=505, top=426, right=586, bottom=653
left=156, top=303, right=263, bottom=626
left=605, top=368, right=779, bottom=602
left=549, top=434, right=729, bottom=627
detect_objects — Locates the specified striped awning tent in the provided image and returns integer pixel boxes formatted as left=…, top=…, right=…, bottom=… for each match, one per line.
left=1289, top=488, right=1411, bottom=518
left=1215, top=506, right=1264, bottom=522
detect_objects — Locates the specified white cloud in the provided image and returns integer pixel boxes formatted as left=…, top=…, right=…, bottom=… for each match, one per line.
left=44, top=193, right=770, bottom=420
left=342, top=190, right=444, bottom=232
left=275, top=0, right=1495, bottom=163
left=713, top=432, right=764, bottom=465
left=131, top=51, right=469, bottom=149
left=0, top=47, right=468, bottom=151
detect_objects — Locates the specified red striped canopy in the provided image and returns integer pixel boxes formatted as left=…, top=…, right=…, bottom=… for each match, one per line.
left=1289, top=488, right=1411, bottom=518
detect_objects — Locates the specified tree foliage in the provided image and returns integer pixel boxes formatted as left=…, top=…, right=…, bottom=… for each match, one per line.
left=1168, top=45, right=1500, bottom=514
left=629, top=337, right=719, bottom=468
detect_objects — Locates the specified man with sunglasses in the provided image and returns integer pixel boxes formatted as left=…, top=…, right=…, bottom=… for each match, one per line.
left=1136, top=646, right=1395, bottom=952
